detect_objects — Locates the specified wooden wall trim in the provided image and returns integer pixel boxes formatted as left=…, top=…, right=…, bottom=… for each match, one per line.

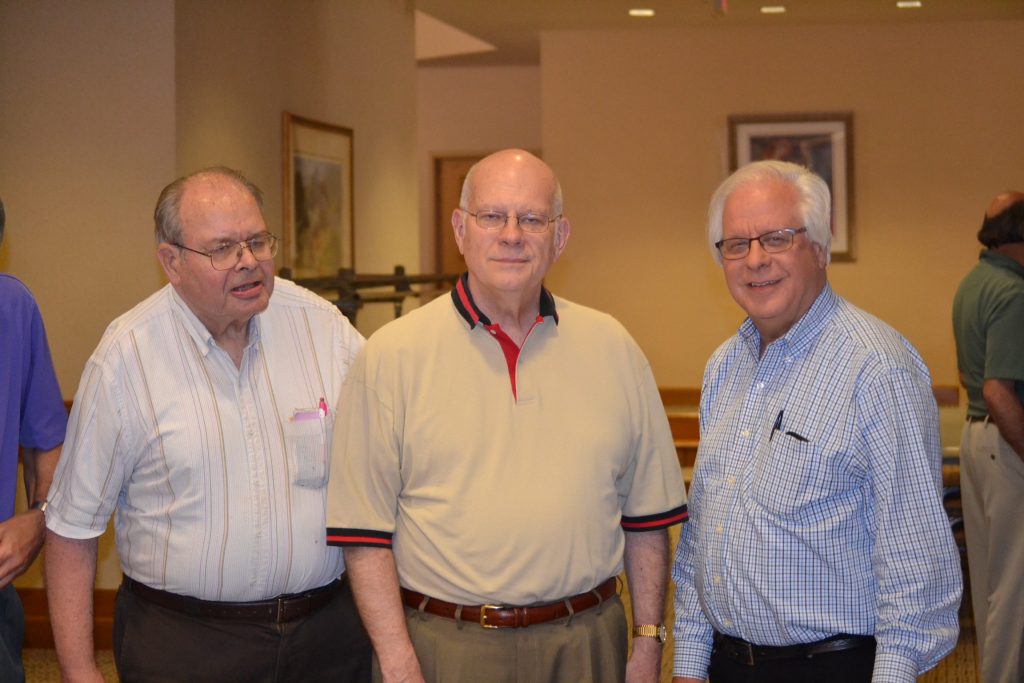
left=17, top=587, right=116, bottom=650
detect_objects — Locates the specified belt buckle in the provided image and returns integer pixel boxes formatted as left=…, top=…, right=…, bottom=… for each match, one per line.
left=479, top=604, right=502, bottom=629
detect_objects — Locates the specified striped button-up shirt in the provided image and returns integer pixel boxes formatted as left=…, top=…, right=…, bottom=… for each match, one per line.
left=672, top=285, right=961, bottom=682
left=47, top=279, right=363, bottom=600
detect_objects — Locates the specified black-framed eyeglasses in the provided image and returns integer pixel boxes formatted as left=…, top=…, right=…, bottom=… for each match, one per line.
left=174, top=233, right=279, bottom=271
left=462, top=208, right=560, bottom=233
left=715, top=227, right=807, bottom=260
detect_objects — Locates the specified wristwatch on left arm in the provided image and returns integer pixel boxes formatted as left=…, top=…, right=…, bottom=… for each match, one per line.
left=632, top=624, right=667, bottom=644
left=30, top=500, right=48, bottom=513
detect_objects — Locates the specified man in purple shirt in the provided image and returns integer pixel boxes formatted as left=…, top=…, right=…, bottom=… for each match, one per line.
left=0, top=198, right=67, bottom=682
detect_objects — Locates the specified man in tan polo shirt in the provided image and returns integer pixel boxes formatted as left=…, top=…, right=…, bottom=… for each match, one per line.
left=326, top=149, right=687, bottom=682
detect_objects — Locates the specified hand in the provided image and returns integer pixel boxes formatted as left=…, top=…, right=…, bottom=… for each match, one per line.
left=0, top=510, right=46, bottom=587
left=625, top=636, right=663, bottom=683
left=379, top=651, right=426, bottom=683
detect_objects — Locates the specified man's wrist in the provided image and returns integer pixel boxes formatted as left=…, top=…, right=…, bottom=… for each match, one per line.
left=632, top=623, right=667, bottom=644
left=30, top=500, right=48, bottom=513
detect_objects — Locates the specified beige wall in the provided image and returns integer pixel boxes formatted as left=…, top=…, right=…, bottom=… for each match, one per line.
left=539, top=21, right=1024, bottom=388
left=4, top=0, right=418, bottom=589
left=416, top=65, right=542, bottom=273
left=0, top=0, right=176, bottom=394
left=176, top=0, right=419, bottom=334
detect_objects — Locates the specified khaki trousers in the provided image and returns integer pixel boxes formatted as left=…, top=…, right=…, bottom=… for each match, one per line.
left=375, top=593, right=627, bottom=682
left=960, top=420, right=1024, bottom=683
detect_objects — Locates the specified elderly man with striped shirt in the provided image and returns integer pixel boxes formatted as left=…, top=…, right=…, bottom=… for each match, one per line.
left=672, top=161, right=961, bottom=683
left=43, top=168, right=371, bottom=682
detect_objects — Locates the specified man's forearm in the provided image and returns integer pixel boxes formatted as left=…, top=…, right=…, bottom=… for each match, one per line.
left=343, top=546, right=424, bottom=683
left=44, top=531, right=103, bottom=683
left=23, top=444, right=61, bottom=505
left=983, top=378, right=1024, bottom=457
left=623, top=528, right=669, bottom=683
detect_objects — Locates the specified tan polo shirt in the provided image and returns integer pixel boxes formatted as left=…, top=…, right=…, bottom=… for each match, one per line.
left=326, top=277, right=686, bottom=605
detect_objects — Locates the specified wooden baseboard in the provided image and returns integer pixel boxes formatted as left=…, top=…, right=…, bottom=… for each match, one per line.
left=17, top=587, right=116, bottom=649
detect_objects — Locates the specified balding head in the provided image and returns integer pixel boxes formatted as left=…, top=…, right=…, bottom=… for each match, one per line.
left=460, top=150, right=563, bottom=217
left=978, top=191, right=1024, bottom=248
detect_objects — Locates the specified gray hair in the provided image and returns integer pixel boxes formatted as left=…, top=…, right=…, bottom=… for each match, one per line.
left=154, top=166, right=264, bottom=244
left=459, top=154, right=564, bottom=216
left=707, top=160, right=832, bottom=265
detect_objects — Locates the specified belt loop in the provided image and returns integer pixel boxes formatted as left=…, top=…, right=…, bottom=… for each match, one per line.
left=454, top=604, right=465, bottom=630
left=416, top=595, right=429, bottom=623
left=562, top=598, right=575, bottom=627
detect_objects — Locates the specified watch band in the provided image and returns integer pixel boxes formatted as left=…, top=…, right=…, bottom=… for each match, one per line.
left=30, top=500, right=48, bottom=513
left=632, top=624, right=667, bottom=643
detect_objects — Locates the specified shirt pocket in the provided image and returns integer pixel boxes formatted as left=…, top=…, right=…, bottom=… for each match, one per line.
left=285, top=413, right=333, bottom=489
left=750, top=435, right=838, bottom=521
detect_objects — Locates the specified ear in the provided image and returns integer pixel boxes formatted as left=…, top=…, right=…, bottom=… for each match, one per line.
left=157, top=242, right=184, bottom=284
left=452, top=208, right=467, bottom=255
left=813, top=242, right=828, bottom=268
left=552, top=216, right=571, bottom=258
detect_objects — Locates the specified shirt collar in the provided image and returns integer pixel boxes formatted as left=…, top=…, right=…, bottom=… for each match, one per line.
left=980, top=249, right=1024, bottom=279
left=168, top=285, right=261, bottom=356
left=450, top=272, right=559, bottom=329
left=738, top=282, right=838, bottom=359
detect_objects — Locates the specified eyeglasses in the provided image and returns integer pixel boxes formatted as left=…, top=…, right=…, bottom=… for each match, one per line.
left=715, top=227, right=807, bottom=260
left=463, top=208, right=560, bottom=233
left=174, top=233, right=279, bottom=271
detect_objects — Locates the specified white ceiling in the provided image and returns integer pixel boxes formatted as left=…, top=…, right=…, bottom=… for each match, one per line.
left=415, top=0, right=1024, bottom=65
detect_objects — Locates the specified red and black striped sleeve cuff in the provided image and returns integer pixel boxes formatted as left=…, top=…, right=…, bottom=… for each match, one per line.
left=621, top=504, right=688, bottom=532
left=326, top=528, right=393, bottom=548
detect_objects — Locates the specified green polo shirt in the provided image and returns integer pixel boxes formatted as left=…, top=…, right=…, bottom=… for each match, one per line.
left=952, top=250, right=1024, bottom=416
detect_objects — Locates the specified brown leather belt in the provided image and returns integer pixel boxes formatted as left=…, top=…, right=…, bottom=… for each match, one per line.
left=121, top=574, right=346, bottom=623
left=400, top=577, right=617, bottom=629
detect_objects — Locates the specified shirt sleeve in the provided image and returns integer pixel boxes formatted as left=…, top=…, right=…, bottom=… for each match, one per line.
left=984, top=286, right=1024, bottom=383
left=19, top=294, right=67, bottom=451
left=618, top=355, right=688, bottom=531
left=858, top=367, right=962, bottom=681
left=46, top=354, right=136, bottom=540
left=671, top=366, right=715, bottom=679
left=671, top=517, right=715, bottom=678
left=325, top=346, right=402, bottom=549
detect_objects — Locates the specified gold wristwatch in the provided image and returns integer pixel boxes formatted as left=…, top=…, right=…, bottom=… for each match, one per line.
left=632, top=624, right=667, bottom=643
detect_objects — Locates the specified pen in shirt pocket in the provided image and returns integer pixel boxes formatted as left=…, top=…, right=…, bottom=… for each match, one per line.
left=768, top=409, right=810, bottom=443
left=291, top=397, right=329, bottom=423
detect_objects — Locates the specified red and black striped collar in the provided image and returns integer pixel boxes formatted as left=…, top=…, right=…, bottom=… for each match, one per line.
left=451, top=272, right=559, bottom=329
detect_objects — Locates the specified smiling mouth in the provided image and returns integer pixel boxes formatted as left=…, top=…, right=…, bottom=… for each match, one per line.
left=749, top=279, right=781, bottom=288
left=232, top=281, right=262, bottom=292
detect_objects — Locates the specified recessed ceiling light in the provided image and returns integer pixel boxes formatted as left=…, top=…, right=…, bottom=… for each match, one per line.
left=896, top=0, right=922, bottom=7
left=760, top=6, right=787, bottom=14
left=629, top=8, right=655, bottom=17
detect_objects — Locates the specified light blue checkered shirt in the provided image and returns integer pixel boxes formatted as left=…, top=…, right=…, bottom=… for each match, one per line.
left=672, top=285, right=961, bottom=682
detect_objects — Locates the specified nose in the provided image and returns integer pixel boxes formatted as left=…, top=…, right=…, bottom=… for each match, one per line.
left=235, top=242, right=259, bottom=269
left=744, top=239, right=771, bottom=268
left=498, top=215, right=525, bottom=243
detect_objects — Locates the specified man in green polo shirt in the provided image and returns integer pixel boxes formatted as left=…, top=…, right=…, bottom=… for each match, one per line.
left=952, top=191, right=1024, bottom=683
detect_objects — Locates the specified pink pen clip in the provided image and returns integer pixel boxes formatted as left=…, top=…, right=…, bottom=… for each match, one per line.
left=318, top=397, right=329, bottom=417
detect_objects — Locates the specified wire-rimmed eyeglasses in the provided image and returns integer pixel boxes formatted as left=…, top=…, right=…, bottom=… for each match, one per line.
left=174, top=233, right=279, bottom=271
left=715, top=227, right=807, bottom=260
left=462, top=208, right=560, bottom=233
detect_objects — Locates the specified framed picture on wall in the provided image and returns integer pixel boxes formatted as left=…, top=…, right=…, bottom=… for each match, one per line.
left=282, top=112, right=354, bottom=278
left=728, top=112, right=854, bottom=261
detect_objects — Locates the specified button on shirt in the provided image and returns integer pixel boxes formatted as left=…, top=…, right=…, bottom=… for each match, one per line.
left=46, top=279, right=363, bottom=601
left=672, top=285, right=961, bottom=682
